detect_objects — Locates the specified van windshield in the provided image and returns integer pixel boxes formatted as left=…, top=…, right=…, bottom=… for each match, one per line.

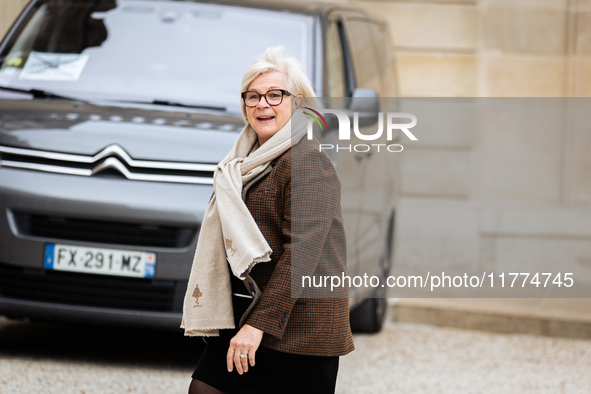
left=0, top=0, right=314, bottom=113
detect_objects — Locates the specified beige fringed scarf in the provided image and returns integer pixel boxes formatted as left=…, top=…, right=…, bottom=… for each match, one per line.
left=181, top=108, right=308, bottom=336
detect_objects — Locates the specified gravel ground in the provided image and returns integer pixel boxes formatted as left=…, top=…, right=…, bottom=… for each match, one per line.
left=1, top=313, right=590, bottom=394
left=337, top=320, right=591, bottom=394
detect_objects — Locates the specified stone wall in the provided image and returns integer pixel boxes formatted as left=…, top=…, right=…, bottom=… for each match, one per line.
left=0, top=0, right=29, bottom=41
left=343, top=0, right=591, bottom=97
left=393, top=98, right=591, bottom=294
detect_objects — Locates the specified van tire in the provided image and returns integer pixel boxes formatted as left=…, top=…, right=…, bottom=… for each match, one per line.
left=349, top=296, right=387, bottom=333
left=349, top=212, right=394, bottom=334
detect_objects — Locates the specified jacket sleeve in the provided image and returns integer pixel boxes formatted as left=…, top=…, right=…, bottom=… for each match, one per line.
left=245, top=146, right=342, bottom=340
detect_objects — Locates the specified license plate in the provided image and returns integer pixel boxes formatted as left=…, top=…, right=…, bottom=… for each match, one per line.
left=44, top=243, right=156, bottom=278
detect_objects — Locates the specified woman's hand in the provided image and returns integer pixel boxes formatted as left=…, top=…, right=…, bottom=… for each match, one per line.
left=227, top=324, right=264, bottom=374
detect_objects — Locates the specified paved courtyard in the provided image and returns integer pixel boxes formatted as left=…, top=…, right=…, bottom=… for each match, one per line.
left=1, top=313, right=590, bottom=394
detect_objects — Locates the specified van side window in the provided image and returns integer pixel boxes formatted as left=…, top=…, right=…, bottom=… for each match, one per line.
left=326, top=22, right=346, bottom=97
left=344, top=19, right=381, bottom=95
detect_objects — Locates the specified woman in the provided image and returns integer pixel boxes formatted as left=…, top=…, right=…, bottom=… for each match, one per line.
left=183, top=46, right=354, bottom=394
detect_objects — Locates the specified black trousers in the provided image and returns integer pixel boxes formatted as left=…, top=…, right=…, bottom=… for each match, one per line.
left=192, top=296, right=339, bottom=394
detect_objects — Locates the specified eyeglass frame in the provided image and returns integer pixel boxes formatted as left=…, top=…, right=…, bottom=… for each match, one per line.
left=241, top=89, right=292, bottom=107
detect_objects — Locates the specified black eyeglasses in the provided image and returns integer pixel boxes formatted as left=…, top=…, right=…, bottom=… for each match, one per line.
left=241, top=89, right=292, bottom=107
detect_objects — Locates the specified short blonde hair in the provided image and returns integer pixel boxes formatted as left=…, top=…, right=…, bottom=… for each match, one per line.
left=240, top=46, right=317, bottom=124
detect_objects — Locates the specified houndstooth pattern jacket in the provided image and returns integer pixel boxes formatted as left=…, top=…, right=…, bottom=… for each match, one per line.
left=240, top=137, right=355, bottom=357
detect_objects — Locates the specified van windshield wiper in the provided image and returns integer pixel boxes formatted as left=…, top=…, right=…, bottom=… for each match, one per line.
left=151, top=99, right=226, bottom=112
left=103, top=98, right=227, bottom=112
left=0, top=87, right=228, bottom=111
left=0, top=85, right=80, bottom=100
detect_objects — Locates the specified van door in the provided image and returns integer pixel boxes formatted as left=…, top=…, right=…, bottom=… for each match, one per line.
left=342, top=17, right=393, bottom=285
left=323, top=17, right=364, bottom=285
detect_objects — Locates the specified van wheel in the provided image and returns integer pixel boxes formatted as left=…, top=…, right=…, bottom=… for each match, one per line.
left=349, top=295, right=387, bottom=333
left=349, top=212, right=394, bottom=334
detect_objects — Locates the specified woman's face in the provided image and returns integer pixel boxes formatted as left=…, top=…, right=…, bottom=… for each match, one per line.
left=245, top=71, right=294, bottom=146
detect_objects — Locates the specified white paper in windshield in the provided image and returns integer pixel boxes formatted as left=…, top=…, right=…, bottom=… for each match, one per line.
left=19, top=52, right=89, bottom=81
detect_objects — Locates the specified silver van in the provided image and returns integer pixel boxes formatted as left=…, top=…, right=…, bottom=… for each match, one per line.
left=0, top=0, right=399, bottom=333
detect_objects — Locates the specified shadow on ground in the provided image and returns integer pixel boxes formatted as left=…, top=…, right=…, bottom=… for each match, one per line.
left=0, top=316, right=205, bottom=370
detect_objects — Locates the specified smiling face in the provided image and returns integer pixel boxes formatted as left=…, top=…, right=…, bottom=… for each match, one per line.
left=245, top=71, right=294, bottom=146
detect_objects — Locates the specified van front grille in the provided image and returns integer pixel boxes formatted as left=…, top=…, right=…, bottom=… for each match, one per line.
left=0, top=262, right=186, bottom=312
left=14, top=212, right=197, bottom=248
left=0, top=144, right=216, bottom=184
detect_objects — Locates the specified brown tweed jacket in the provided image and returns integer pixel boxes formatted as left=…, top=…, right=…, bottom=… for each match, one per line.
left=240, top=137, right=355, bottom=357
